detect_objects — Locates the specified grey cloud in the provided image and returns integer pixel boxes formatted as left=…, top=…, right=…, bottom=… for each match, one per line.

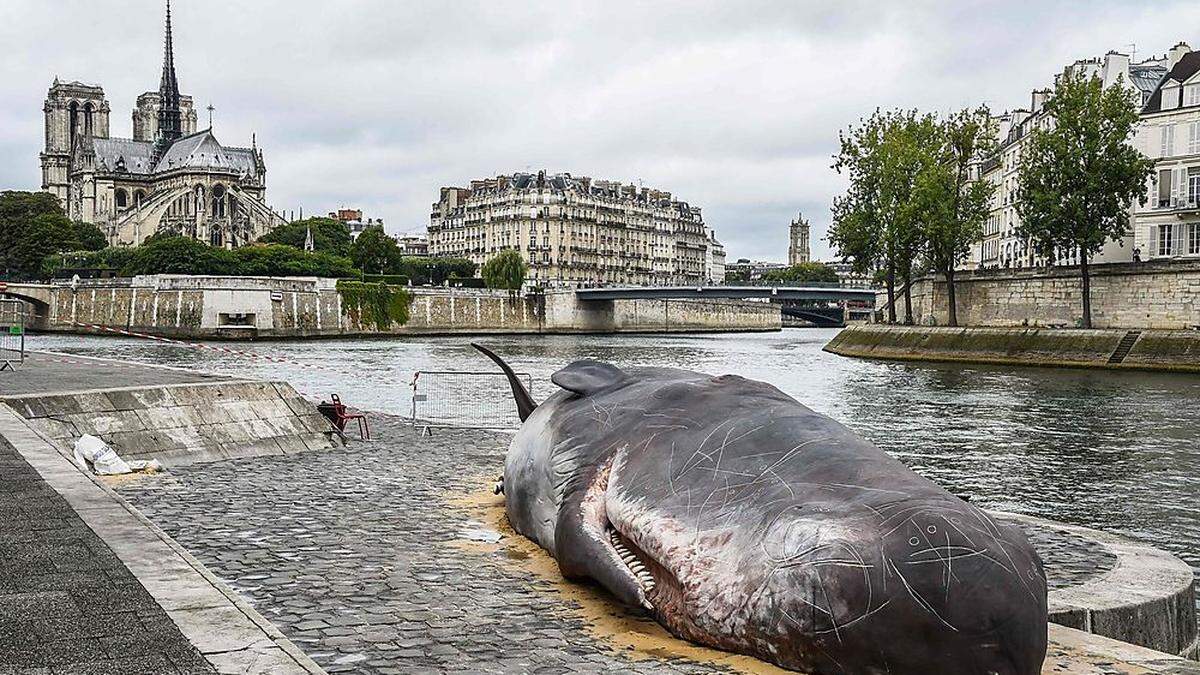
left=2, top=0, right=1196, bottom=261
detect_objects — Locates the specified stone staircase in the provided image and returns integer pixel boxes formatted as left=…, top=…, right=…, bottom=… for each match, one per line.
left=1107, top=330, right=1142, bottom=364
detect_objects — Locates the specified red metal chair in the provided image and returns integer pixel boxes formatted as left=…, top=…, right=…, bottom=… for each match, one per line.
left=318, top=394, right=370, bottom=440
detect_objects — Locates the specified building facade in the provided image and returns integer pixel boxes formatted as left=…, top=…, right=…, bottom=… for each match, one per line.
left=428, top=171, right=721, bottom=287
left=394, top=234, right=429, bottom=257
left=39, top=2, right=284, bottom=248
left=788, top=214, right=811, bottom=265
left=1133, top=46, right=1200, bottom=259
left=328, top=208, right=385, bottom=240
left=973, top=47, right=1176, bottom=270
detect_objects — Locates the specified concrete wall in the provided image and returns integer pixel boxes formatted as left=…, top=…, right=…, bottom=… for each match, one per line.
left=24, top=276, right=780, bottom=338
left=1, top=380, right=336, bottom=466
left=896, top=260, right=1200, bottom=329
left=825, top=324, right=1200, bottom=373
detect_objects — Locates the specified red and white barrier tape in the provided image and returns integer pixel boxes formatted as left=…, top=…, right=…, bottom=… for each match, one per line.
left=66, top=321, right=345, bottom=375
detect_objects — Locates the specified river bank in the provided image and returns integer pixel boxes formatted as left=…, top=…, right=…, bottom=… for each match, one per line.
left=825, top=324, right=1200, bottom=374
left=4, top=275, right=780, bottom=339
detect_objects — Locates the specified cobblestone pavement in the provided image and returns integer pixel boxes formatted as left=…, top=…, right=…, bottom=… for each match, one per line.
left=115, top=414, right=1116, bottom=674
left=0, top=435, right=213, bottom=675
left=117, top=415, right=734, bottom=674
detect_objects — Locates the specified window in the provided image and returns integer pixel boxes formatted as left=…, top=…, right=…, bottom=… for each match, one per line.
left=1190, top=224, right=1200, bottom=255
left=1188, top=84, right=1200, bottom=107
left=1159, top=224, right=1175, bottom=256
left=1160, top=169, right=1173, bottom=207
left=1190, top=168, right=1200, bottom=205
left=1192, top=122, right=1200, bottom=154
left=1162, top=85, right=1181, bottom=111
left=1161, top=125, right=1176, bottom=157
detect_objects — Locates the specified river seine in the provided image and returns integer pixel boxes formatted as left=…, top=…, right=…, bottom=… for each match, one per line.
left=27, top=329, right=1200, bottom=582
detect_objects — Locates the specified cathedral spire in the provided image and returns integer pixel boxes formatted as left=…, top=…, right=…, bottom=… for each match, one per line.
left=155, top=0, right=183, bottom=151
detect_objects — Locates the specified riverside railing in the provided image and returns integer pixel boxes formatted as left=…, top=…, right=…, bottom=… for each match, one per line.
left=0, top=299, right=27, bottom=371
left=410, top=370, right=533, bottom=433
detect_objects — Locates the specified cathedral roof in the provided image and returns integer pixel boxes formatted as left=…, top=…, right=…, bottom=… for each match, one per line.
left=153, top=129, right=258, bottom=175
left=93, top=137, right=155, bottom=174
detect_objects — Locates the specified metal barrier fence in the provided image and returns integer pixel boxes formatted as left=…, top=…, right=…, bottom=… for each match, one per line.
left=0, top=299, right=27, bottom=371
left=411, top=370, right=533, bottom=432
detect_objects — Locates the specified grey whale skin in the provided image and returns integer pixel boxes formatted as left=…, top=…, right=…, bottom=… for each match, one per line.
left=477, top=346, right=1048, bottom=674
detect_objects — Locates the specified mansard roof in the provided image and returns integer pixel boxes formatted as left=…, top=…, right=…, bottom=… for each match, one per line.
left=93, top=137, right=155, bottom=174
left=1144, top=51, right=1200, bottom=113
left=152, top=128, right=257, bottom=175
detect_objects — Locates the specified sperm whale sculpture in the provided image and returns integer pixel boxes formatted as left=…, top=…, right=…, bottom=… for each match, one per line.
left=474, top=344, right=1048, bottom=674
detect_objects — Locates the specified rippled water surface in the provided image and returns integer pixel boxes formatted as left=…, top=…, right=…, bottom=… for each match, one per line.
left=28, top=329, right=1200, bottom=577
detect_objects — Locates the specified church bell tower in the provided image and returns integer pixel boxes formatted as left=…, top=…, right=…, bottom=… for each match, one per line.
left=788, top=213, right=811, bottom=266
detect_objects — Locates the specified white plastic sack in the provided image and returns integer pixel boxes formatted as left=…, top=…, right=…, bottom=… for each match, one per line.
left=72, top=434, right=161, bottom=475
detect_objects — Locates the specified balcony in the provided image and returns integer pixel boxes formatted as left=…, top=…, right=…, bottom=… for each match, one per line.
left=1152, top=196, right=1200, bottom=213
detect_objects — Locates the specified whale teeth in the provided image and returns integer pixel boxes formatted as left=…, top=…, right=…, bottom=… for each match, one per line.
left=610, top=528, right=656, bottom=595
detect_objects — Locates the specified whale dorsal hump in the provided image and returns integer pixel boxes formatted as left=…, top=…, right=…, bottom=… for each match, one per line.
left=551, top=360, right=627, bottom=397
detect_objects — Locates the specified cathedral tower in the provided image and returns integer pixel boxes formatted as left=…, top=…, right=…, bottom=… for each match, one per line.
left=788, top=213, right=811, bottom=266
left=41, top=80, right=110, bottom=209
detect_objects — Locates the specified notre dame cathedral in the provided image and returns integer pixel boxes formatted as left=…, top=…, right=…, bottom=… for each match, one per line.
left=39, top=1, right=285, bottom=248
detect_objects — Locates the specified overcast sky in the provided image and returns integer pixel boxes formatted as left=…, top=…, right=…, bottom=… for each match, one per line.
left=1, top=2, right=1195, bottom=261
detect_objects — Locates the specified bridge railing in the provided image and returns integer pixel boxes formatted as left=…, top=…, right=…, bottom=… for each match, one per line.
left=0, top=299, right=27, bottom=371
left=410, top=370, right=533, bottom=433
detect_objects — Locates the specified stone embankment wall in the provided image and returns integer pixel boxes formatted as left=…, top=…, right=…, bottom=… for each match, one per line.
left=895, top=260, right=1200, bottom=329
left=825, top=324, right=1200, bottom=373
left=1, top=380, right=336, bottom=466
left=16, top=275, right=780, bottom=338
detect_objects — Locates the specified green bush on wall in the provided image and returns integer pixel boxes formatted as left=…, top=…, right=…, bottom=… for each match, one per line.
left=336, top=281, right=411, bottom=331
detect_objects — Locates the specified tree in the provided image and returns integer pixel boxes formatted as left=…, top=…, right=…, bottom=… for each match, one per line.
left=258, top=217, right=353, bottom=257
left=481, top=250, right=527, bottom=296
left=916, top=107, right=997, bottom=327
left=830, top=111, right=889, bottom=319
left=880, top=110, right=941, bottom=325
left=1016, top=68, right=1153, bottom=328
left=350, top=227, right=402, bottom=275
left=0, top=191, right=74, bottom=280
left=761, top=262, right=840, bottom=285
left=830, top=110, right=937, bottom=324
left=71, top=221, right=108, bottom=252
left=122, top=236, right=238, bottom=276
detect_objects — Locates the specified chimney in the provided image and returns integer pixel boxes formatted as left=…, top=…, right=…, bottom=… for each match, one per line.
left=1168, top=42, right=1192, bottom=68
left=1102, top=50, right=1130, bottom=88
left=1030, top=90, right=1049, bottom=114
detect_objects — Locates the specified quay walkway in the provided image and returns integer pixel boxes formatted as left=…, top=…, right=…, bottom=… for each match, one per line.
left=0, top=351, right=1196, bottom=673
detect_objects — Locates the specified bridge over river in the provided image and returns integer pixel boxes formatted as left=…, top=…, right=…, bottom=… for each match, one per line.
left=575, top=285, right=876, bottom=327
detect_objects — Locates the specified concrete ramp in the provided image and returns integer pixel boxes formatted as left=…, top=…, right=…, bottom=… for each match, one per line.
left=2, top=380, right=336, bottom=466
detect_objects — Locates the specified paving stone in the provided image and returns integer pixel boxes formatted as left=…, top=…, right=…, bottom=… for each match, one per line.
left=117, top=414, right=735, bottom=674
left=0, top=436, right=213, bottom=674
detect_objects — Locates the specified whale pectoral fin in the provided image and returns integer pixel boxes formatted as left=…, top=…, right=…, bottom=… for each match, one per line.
left=551, top=360, right=627, bottom=397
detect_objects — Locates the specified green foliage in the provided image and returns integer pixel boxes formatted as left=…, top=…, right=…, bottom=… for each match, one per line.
left=830, top=109, right=935, bottom=323
left=0, top=191, right=110, bottom=280
left=1016, top=69, right=1153, bottom=327
left=258, top=217, right=353, bottom=257
left=336, top=281, right=411, bottom=330
left=481, top=250, right=527, bottom=293
left=123, top=236, right=238, bottom=275
left=913, top=106, right=998, bottom=326
left=232, top=244, right=357, bottom=278
left=72, top=221, right=107, bottom=251
left=50, top=236, right=358, bottom=278
left=350, top=227, right=402, bottom=275
left=760, top=262, right=840, bottom=285
left=398, top=257, right=476, bottom=285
